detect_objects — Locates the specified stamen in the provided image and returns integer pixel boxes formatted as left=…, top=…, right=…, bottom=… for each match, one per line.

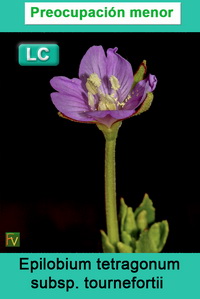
left=86, top=73, right=122, bottom=111
left=118, top=102, right=125, bottom=108
left=86, top=73, right=101, bottom=95
left=98, top=94, right=117, bottom=111
left=124, top=94, right=131, bottom=103
left=109, top=76, right=120, bottom=91
left=88, top=92, right=95, bottom=110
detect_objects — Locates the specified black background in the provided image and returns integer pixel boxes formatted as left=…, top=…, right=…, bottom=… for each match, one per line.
left=0, top=33, right=199, bottom=252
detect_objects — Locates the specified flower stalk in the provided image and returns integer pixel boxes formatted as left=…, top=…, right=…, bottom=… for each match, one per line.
left=97, top=121, right=122, bottom=246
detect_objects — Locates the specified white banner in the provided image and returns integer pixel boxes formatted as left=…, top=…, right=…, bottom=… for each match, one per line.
left=25, top=2, right=181, bottom=25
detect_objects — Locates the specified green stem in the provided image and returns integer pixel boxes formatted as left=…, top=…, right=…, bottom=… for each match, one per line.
left=104, top=136, right=119, bottom=244
left=97, top=121, right=122, bottom=246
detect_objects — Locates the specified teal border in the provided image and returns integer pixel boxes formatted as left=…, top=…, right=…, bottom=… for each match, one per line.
left=1, top=253, right=200, bottom=298
left=0, top=0, right=200, bottom=32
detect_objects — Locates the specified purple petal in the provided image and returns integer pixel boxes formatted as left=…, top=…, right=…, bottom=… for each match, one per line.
left=85, top=109, right=135, bottom=128
left=50, top=76, right=87, bottom=102
left=78, top=46, right=108, bottom=94
left=51, top=92, right=95, bottom=122
left=148, top=74, right=157, bottom=91
left=124, top=74, right=157, bottom=110
left=106, top=48, right=134, bottom=101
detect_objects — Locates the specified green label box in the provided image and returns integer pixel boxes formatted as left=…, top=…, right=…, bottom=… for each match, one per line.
left=18, top=44, right=59, bottom=66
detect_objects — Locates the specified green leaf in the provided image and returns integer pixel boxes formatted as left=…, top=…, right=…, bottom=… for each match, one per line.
left=135, top=221, right=169, bottom=253
left=100, top=230, right=116, bottom=253
left=134, top=193, right=155, bottom=225
left=119, top=198, right=138, bottom=236
left=149, top=220, right=169, bottom=252
left=135, top=230, right=157, bottom=253
left=121, top=230, right=132, bottom=245
left=121, top=231, right=137, bottom=252
left=136, top=210, right=148, bottom=231
left=132, top=60, right=147, bottom=89
left=119, top=198, right=128, bottom=233
left=124, top=207, right=138, bottom=236
left=117, top=242, right=133, bottom=253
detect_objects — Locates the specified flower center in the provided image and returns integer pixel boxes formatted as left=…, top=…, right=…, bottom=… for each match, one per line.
left=86, top=73, right=124, bottom=111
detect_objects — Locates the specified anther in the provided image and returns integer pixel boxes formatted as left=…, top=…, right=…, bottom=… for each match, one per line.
left=88, top=92, right=95, bottom=110
left=86, top=73, right=101, bottom=95
left=109, top=76, right=120, bottom=91
left=98, top=94, right=117, bottom=111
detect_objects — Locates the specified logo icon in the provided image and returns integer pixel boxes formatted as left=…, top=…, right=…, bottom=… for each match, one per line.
left=5, top=232, right=20, bottom=247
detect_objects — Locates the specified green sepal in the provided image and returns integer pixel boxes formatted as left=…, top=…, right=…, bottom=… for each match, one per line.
left=133, top=92, right=154, bottom=116
left=117, top=242, right=133, bottom=253
left=134, top=193, right=155, bottom=225
left=100, top=230, right=116, bottom=253
left=135, top=220, right=169, bottom=253
left=132, top=60, right=147, bottom=89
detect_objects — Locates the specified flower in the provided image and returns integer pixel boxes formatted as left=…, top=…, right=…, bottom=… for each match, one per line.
left=50, top=46, right=157, bottom=128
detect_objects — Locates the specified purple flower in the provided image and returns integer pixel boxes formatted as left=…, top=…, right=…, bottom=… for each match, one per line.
left=50, top=46, right=157, bottom=128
